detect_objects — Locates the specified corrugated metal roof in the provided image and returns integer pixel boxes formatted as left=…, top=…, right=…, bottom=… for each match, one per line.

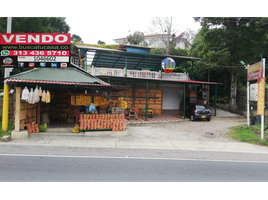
left=75, top=45, right=201, bottom=70
left=4, top=66, right=110, bottom=86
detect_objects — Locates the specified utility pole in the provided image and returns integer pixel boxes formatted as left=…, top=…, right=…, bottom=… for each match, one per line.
left=2, top=17, right=12, bottom=131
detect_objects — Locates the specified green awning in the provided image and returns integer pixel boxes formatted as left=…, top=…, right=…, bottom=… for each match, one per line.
left=4, top=64, right=109, bottom=86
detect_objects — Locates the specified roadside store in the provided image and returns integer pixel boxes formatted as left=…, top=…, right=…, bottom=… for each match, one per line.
left=4, top=64, right=130, bottom=139
left=73, top=44, right=222, bottom=120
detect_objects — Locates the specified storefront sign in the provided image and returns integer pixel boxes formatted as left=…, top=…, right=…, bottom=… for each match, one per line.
left=250, top=83, right=258, bottom=101
left=257, top=78, right=265, bottom=115
left=0, top=33, right=71, bottom=68
left=247, top=62, right=261, bottom=81
left=162, top=57, right=176, bottom=73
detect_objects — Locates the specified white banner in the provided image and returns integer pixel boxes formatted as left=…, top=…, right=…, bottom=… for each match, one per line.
left=18, top=56, right=69, bottom=62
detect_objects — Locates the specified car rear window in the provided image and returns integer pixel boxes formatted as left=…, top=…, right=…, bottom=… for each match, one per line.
left=196, top=105, right=209, bottom=110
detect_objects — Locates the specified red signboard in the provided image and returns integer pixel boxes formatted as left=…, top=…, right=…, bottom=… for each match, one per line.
left=6, top=50, right=69, bottom=56
left=247, top=62, right=261, bottom=81
left=0, top=33, right=71, bottom=68
left=0, top=33, right=71, bottom=45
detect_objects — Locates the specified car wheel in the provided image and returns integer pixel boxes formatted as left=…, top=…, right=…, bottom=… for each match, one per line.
left=207, top=118, right=211, bottom=122
left=191, top=115, right=195, bottom=121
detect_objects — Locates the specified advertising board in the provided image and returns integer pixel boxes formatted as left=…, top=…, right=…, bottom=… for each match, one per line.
left=247, top=62, right=261, bottom=81
left=0, top=33, right=71, bottom=68
left=161, top=57, right=176, bottom=73
left=257, top=78, right=265, bottom=115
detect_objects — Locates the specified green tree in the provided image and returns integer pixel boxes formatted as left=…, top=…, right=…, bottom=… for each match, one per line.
left=97, top=40, right=105, bottom=44
left=71, top=34, right=83, bottom=43
left=191, top=17, right=268, bottom=112
left=127, top=31, right=146, bottom=45
left=0, top=17, right=70, bottom=33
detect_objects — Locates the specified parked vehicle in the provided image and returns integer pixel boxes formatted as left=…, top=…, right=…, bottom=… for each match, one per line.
left=185, top=103, right=211, bottom=121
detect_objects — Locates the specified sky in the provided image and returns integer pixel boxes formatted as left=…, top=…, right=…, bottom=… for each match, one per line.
left=65, top=17, right=202, bottom=45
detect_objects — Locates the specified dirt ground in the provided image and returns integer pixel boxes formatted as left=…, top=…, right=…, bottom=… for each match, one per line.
left=126, top=117, right=247, bottom=142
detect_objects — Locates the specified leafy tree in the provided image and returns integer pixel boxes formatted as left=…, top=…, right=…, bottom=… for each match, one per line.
left=191, top=17, right=268, bottom=112
left=97, top=40, right=105, bottom=44
left=127, top=31, right=145, bottom=45
left=71, top=34, right=83, bottom=43
left=149, top=17, right=180, bottom=54
left=0, top=17, right=70, bottom=33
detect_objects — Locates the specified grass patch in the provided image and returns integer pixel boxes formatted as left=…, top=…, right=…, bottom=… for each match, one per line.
left=228, top=118, right=268, bottom=146
left=0, top=116, right=14, bottom=138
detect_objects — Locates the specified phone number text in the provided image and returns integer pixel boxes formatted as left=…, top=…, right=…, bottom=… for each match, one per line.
left=8, top=50, right=69, bottom=56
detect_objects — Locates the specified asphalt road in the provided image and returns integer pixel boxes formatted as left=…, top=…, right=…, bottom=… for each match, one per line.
left=1, top=154, right=268, bottom=182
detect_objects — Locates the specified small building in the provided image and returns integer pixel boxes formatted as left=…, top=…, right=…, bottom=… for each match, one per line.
left=4, top=64, right=129, bottom=138
left=72, top=44, right=221, bottom=120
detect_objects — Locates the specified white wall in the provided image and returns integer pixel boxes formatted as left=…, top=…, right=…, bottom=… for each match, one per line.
left=160, top=84, right=183, bottom=110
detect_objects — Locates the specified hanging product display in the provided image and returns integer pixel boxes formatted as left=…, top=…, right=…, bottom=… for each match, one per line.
left=21, top=85, right=50, bottom=104
left=21, top=86, right=29, bottom=101
left=82, top=95, right=91, bottom=105
left=27, top=88, right=34, bottom=104
left=94, top=96, right=109, bottom=106
left=71, top=95, right=76, bottom=105
left=41, top=90, right=46, bottom=102
left=38, top=87, right=42, bottom=97
left=46, top=90, right=50, bottom=103
left=75, top=95, right=83, bottom=105
left=70, top=95, right=92, bottom=106
left=33, top=86, right=39, bottom=104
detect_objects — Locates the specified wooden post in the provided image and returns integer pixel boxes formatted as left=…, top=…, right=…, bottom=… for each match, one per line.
left=78, top=49, right=82, bottom=68
left=146, top=81, right=148, bottom=121
left=36, top=101, right=41, bottom=125
left=14, top=87, right=21, bottom=131
left=183, top=83, right=186, bottom=119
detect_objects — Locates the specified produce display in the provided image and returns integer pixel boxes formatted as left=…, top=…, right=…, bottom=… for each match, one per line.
left=72, top=124, right=80, bottom=133
left=71, top=95, right=92, bottom=106
left=39, top=123, right=47, bottom=132
left=71, top=95, right=109, bottom=107
left=118, top=97, right=127, bottom=109
left=93, top=96, right=109, bottom=107
left=79, top=114, right=126, bottom=131
left=26, top=123, right=40, bottom=133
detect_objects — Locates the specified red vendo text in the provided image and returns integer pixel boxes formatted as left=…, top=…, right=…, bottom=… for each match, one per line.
left=0, top=33, right=71, bottom=45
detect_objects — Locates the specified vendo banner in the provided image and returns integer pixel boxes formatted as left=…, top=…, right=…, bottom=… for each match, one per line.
left=0, top=33, right=71, bottom=68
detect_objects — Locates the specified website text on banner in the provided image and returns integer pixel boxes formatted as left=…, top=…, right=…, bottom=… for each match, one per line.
left=0, top=33, right=71, bottom=68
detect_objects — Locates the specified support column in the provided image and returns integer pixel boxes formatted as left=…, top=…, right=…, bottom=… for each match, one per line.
left=2, top=84, right=9, bottom=131
left=215, top=85, right=217, bottom=116
left=191, top=60, right=194, bottom=80
left=125, top=57, right=127, bottom=77
left=247, top=81, right=250, bottom=128
left=183, top=83, right=186, bottom=119
left=14, top=87, right=21, bottom=131
left=146, top=81, right=148, bottom=121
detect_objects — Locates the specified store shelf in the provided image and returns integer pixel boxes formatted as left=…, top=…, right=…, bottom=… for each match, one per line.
left=111, top=88, right=163, bottom=114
